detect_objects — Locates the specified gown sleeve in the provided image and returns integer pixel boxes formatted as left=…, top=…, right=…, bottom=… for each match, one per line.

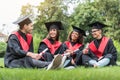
left=104, top=39, right=117, bottom=61
left=38, top=42, right=49, bottom=53
left=54, top=43, right=68, bottom=55
left=7, top=35, right=27, bottom=57
left=74, top=45, right=84, bottom=55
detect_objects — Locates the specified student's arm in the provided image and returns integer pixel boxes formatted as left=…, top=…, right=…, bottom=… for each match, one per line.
left=56, top=43, right=67, bottom=54
left=38, top=42, right=49, bottom=53
left=74, top=45, right=84, bottom=55
left=8, top=35, right=27, bottom=57
left=104, top=39, right=117, bottom=61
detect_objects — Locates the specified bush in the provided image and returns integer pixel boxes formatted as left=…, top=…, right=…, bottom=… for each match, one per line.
left=0, top=42, right=7, bottom=57
left=113, top=40, right=120, bottom=61
left=33, top=34, right=43, bottom=53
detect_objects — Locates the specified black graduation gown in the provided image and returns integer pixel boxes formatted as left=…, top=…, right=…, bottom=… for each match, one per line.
left=82, top=37, right=117, bottom=66
left=56, top=41, right=84, bottom=65
left=38, top=39, right=61, bottom=61
left=4, top=31, right=34, bottom=68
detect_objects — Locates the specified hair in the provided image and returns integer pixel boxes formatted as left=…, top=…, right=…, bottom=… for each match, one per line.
left=49, top=24, right=59, bottom=31
left=67, top=31, right=83, bottom=44
left=19, top=19, right=32, bottom=29
left=46, top=29, right=60, bottom=41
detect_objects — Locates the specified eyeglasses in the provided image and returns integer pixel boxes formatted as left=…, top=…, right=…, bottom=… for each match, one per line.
left=91, top=29, right=99, bottom=33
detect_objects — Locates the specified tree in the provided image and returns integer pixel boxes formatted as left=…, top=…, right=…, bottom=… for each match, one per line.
left=20, top=3, right=35, bottom=16
left=71, top=1, right=102, bottom=42
left=94, top=0, right=120, bottom=41
left=34, top=0, right=72, bottom=42
left=71, top=0, right=120, bottom=42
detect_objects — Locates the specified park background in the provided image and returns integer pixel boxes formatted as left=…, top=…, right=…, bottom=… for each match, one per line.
left=0, top=0, right=120, bottom=80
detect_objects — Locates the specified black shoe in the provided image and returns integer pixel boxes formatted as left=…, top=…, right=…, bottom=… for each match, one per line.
left=84, top=62, right=93, bottom=68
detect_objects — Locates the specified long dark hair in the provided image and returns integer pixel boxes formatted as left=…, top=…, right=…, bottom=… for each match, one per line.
left=67, top=31, right=83, bottom=44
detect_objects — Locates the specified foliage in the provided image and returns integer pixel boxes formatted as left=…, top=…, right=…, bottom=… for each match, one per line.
left=21, top=0, right=76, bottom=42
left=0, top=42, right=6, bottom=57
left=34, top=0, right=71, bottom=42
left=20, top=3, right=35, bottom=16
left=33, top=33, right=42, bottom=53
left=72, top=0, right=120, bottom=42
left=71, top=0, right=105, bottom=43
left=20, top=0, right=120, bottom=42
left=94, top=0, right=120, bottom=42
left=113, top=40, right=120, bottom=61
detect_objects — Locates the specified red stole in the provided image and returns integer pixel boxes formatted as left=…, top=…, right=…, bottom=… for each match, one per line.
left=89, top=36, right=109, bottom=58
left=13, top=32, right=32, bottom=51
left=65, top=41, right=83, bottom=51
left=42, top=38, right=62, bottom=54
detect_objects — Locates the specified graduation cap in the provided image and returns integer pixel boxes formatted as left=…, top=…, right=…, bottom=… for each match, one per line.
left=72, top=25, right=86, bottom=36
left=88, top=21, right=107, bottom=29
left=13, top=15, right=32, bottom=26
left=45, top=21, right=64, bottom=31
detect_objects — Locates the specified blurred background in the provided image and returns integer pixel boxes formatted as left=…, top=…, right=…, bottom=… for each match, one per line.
left=0, top=0, right=120, bottom=61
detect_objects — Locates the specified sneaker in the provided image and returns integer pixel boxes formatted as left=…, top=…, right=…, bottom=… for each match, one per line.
left=47, top=54, right=62, bottom=70
left=64, top=66, right=75, bottom=70
left=58, top=55, right=67, bottom=68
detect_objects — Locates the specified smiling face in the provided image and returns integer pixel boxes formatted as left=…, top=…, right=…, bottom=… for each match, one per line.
left=71, top=31, right=80, bottom=42
left=91, top=29, right=102, bottom=39
left=49, top=28, right=58, bottom=40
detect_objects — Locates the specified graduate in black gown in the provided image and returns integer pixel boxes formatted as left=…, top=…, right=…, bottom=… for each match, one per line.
left=57, top=25, right=86, bottom=67
left=38, top=21, right=64, bottom=62
left=82, top=21, right=117, bottom=67
left=4, top=15, right=63, bottom=69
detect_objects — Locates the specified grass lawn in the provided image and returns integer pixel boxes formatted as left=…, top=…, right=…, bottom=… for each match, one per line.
left=0, top=58, right=120, bottom=80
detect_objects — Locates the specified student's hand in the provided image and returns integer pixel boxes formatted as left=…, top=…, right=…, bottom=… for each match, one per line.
left=70, top=50, right=74, bottom=55
left=65, top=49, right=70, bottom=53
left=71, top=59, right=75, bottom=65
left=27, top=52, right=39, bottom=59
left=35, top=53, right=42, bottom=60
left=98, top=56, right=103, bottom=61
left=66, top=49, right=74, bottom=54
left=82, top=48, right=88, bottom=54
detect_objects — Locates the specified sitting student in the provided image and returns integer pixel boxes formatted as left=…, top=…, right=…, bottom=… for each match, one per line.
left=38, top=21, right=64, bottom=62
left=57, top=25, right=86, bottom=67
left=4, top=15, right=63, bottom=70
left=82, top=21, right=117, bottom=67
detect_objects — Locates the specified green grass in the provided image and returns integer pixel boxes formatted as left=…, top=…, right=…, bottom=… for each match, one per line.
left=0, top=58, right=4, bottom=67
left=0, top=58, right=120, bottom=80
left=0, top=67, right=120, bottom=80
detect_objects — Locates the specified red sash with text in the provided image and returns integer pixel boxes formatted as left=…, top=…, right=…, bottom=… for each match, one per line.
left=89, top=37, right=109, bottom=58
left=65, top=41, right=83, bottom=51
left=13, top=32, right=32, bottom=51
left=42, top=38, right=62, bottom=54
